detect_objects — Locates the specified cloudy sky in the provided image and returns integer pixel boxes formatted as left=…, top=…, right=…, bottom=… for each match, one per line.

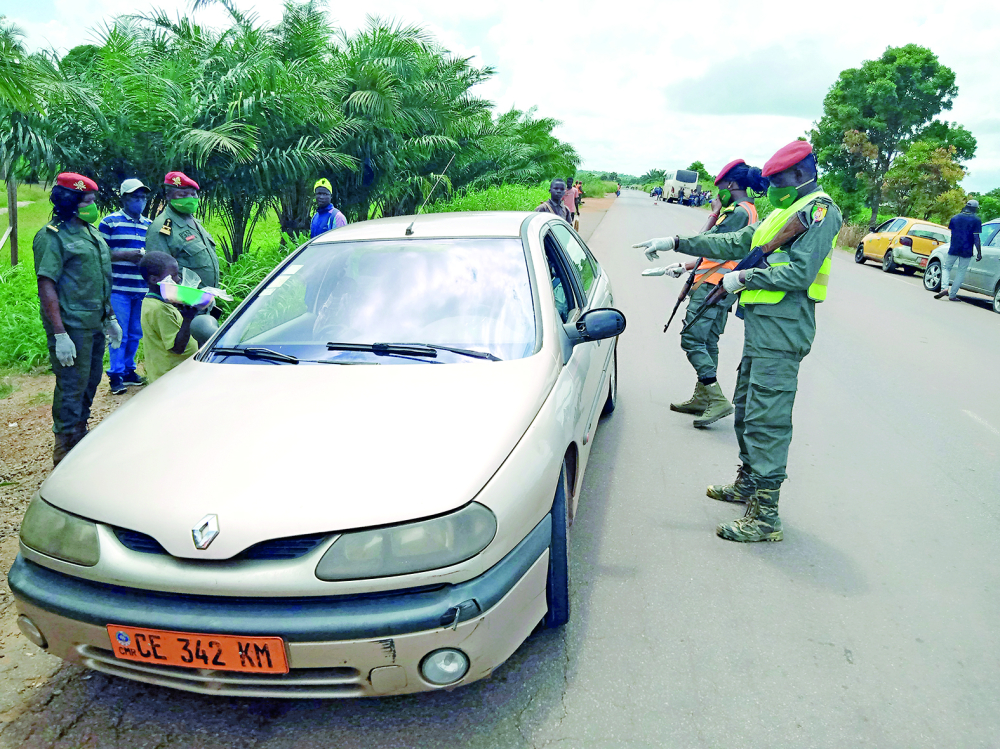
left=13, top=0, right=1000, bottom=191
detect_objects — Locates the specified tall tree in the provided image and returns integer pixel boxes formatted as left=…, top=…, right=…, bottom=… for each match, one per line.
left=811, top=44, right=958, bottom=227
left=882, top=142, right=966, bottom=222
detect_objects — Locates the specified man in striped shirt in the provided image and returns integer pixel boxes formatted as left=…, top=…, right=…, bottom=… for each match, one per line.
left=98, top=179, right=151, bottom=394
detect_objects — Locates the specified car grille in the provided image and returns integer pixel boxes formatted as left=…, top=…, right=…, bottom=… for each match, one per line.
left=78, top=645, right=365, bottom=698
left=113, top=528, right=330, bottom=560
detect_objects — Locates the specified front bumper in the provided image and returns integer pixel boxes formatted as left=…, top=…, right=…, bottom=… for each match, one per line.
left=9, top=517, right=551, bottom=698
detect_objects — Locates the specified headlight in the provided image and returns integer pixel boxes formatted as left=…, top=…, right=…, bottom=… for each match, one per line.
left=20, top=495, right=100, bottom=566
left=315, top=503, right=497, bottom=581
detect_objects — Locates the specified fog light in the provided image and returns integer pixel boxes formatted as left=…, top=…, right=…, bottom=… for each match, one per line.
left=17, top=615, right=47, bottom=649
left=420, top=648, right=469, bottom=686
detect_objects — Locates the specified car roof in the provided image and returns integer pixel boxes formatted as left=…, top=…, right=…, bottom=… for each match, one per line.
left=892, top=216, right=949, bottom=230
left=311, top=212, right=538, bottom=243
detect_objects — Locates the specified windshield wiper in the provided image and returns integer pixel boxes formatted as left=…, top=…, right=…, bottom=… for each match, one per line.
left=212, top=346, right=299, bottom=364
left=400, top=343, right=501, bottom=361
left=326, top=342, right=438, bottom=358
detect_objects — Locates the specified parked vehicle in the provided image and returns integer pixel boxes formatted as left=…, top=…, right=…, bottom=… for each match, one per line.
left=10, top=211, right=625, bottom=698
left=854, top=217, right=950, bottom=275
left=922, top=219, right=1000, bottom=312
left=664, top=169, right=699, bottom=204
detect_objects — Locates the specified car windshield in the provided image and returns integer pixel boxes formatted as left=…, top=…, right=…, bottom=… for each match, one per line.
left=675, top=169, right=698, bottom=183
left=210, top=237, right=537, bottom=364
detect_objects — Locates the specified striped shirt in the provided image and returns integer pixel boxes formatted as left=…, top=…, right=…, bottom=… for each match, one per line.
left=99, top=210, right=152, bottom=295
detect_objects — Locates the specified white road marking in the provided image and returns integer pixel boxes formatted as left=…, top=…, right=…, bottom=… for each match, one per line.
left=963, top=410, right=1000, bottom=437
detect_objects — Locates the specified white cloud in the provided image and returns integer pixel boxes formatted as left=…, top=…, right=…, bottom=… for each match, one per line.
left=11, top=0, right=1000, bottom=190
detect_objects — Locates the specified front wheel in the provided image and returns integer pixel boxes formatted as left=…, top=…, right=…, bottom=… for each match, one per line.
left=882, top=250, right=897, bottom=273
left=601, top=346, right=618, bottom=416
left=923, top=260, right=942, bottom=292
left=993, top=285, right=1000, bottom=314
left=544, top=460, right=572, bottom=628
left=855, top=244, right=866, bottom=264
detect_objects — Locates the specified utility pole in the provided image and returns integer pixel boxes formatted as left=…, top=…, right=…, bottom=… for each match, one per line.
left=6, top=176, right=18, bottom=266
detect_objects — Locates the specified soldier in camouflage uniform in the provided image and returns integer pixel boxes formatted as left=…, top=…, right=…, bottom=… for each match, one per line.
left=145, top=171, right=219, bottom=289
left=633, top=141, right=842, bottom=542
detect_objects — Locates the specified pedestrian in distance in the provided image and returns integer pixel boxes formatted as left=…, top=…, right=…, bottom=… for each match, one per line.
left=311, top=178, right=348, bottom=237
left=145, top=171, right=221, bottom=345
left=99, top=179, right=151, bottom=395
left=561, top=176, right=579, bottom=224
left=638, top=159, right=767, bottom=428
left=32, top=173, right=122, bottom=466
left=632, top=141, right=842, bottom=543
left=535, top=179, right=573, bottom=222
left=934, top=199, right=982, bottom=301
left=574, top=181, right=583, bottom=214
left=138, top=252, right=201, bottom=383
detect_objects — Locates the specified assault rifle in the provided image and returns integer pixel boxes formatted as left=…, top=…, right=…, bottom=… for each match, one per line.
left=663, top=258, right=702, bottom=333
left=680, top=212, right=809, bottom=333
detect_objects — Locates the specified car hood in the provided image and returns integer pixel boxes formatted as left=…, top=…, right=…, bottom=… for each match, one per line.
left=42, top=354, right=557, bottom=559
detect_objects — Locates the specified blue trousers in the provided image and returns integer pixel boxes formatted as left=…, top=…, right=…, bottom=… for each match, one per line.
left=108, top=292, right=144, bottom=374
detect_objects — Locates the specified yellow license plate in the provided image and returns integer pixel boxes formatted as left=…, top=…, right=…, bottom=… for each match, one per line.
left=107, top=625, right=289, bottom=673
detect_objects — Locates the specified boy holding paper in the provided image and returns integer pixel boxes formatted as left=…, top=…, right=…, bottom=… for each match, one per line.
left=138, top=252, right=200, bottom=383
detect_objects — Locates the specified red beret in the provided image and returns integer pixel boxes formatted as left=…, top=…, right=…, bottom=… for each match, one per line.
left=714, top=159, right=745, bottom=186
left=762, top=141, right=814, bottom=177
left=56, top=173, right=98, bottom=192
left=164, top=171, right=200, bottom=190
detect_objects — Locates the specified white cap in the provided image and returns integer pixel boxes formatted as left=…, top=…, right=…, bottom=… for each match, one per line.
left=119, top=178, right=149, bottom=195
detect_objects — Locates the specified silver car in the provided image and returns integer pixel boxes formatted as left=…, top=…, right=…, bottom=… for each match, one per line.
left=922, top=219, right=1000, bottom=312
left=10, top=212, right=624, bottom=698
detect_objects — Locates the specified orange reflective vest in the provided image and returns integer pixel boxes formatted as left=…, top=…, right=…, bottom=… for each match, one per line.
left=692, top=201, right=758, bottom=289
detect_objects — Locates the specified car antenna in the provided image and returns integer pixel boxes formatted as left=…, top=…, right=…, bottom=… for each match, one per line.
left=405, top=221, right=414, bottom=236
left=417, top=153, right=456, bottom=215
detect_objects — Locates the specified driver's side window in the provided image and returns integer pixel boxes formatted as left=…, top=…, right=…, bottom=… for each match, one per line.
left=544, top=232, right=577, bottom=324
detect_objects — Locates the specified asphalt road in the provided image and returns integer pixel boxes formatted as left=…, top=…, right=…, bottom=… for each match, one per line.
left=3, top=190, right=999, bottom=748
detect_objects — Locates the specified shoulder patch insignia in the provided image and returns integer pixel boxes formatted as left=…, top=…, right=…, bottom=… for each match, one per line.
left=159, top=218, right=172, bottom=236
left=811, top=205, right=828, bottom=224
left=46, top=224, right=59, bottom=233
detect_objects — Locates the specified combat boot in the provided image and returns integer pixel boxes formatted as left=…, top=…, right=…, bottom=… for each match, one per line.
left=53, top=432, right=73, bottom=467
left=716, top=486, right=783, bottom=542
left=706, top=464, right=751, bottom=503
left=670, top=382, right=710, bottom=414
left=692, top=382, right=734, bottom=428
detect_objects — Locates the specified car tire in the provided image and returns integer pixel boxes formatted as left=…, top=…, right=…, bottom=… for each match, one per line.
left=544, top=460, right=572, bottom=628
left=882, top=250, right=897, bottom=273
left=855, top=244, right=866, bottom=264
left=923, top=260, right=942, bottom=292
left=601, top=346, right=618, bottom=417
left=994, top=284, right=1000, bottom=314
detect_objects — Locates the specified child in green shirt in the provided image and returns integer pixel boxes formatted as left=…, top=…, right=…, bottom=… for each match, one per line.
left=138, top=252, right=199, bottom=383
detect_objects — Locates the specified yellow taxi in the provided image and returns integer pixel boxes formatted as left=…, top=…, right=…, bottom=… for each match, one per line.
left=854, top=217, right=950, bottom=275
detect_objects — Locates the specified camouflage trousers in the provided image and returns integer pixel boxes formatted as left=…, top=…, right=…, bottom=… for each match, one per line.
left=680, top=283, right=733, bottom=380
left=733, top=355, right=800, bottom=489
left=44, top=326, right=105, bottom=435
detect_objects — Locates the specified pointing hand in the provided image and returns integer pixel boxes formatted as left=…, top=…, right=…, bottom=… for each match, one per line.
left=632, top=236, right=676, bottom=261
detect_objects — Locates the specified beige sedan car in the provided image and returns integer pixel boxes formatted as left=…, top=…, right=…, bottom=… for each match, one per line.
left=10, top=212, right=624, bottom=698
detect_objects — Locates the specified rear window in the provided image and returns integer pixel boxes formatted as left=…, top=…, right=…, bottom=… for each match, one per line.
left=675, top=170, right=698, bottom=183
left=910, top=225, right=950, bottom=243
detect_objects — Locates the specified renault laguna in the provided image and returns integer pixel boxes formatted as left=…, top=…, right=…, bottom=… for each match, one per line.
left=10, top=211, right=624, bottom=698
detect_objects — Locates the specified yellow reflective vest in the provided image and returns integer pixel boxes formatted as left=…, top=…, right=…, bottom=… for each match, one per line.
left=741, top=191, right=837, bottom=306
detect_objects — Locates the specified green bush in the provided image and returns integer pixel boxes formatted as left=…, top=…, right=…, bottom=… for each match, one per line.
left=0, top=264, right=48, bottom=371
left=424, top=183, right=550, bottom=213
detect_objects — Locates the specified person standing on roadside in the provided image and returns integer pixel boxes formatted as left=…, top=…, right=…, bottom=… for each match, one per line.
left=311, top=178, right=347, bottom=237
left=633, top=141, right=841, bottom=543
left=575, top=181, right=584, bottom=214
left=536, top=179, right=572, bottom=221
left=640, top=160, right=767, bottom=429
left=99, top=179, right=151, bottom=395
left=33, top=173, right=122, bottom=466
left=562, top=177, right=579, bottom=224
left=146, top=171, right=219, bottom=290
left=935, top=200, right=982, bottom=301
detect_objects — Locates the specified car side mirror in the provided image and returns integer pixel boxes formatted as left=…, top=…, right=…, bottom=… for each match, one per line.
left=563, top=308, right=626, bottom=346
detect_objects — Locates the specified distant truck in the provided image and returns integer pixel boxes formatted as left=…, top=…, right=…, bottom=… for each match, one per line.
left=663, top=169, right=700, bottom=204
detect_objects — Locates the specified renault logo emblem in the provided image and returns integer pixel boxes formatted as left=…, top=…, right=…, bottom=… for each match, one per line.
left=192, top=514, right=220, bottom=550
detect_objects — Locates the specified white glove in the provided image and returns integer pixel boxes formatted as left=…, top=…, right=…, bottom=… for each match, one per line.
left=632, top=236, right=676, bottom=261
left=54, top=333, right=77, bottom=367
left=641, top=263, right=686, bottom=278
left=722, top=271, right=745, bottom=294
left=104, top=318, right=123, bottom=349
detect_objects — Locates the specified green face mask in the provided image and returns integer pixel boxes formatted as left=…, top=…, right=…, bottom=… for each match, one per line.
left=767, top=181, right=811, bottom=210
left=170, top=197, right=199, bottom=215
left=78, top=203, right=99, bottom=224
left=717, top=188, right=733, bottom=207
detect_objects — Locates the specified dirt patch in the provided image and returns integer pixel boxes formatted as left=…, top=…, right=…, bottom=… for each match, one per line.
left=579, top=196, right=616, bottom=213
left=0, top=369, right=142, bottom=727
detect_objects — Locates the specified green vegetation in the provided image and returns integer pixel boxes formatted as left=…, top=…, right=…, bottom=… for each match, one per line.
left=424, top=183, right=549, bottom=213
